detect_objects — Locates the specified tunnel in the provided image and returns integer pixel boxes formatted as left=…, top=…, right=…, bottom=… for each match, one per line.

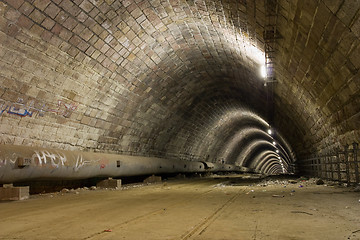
left=0, top=0, right=359, bottom=239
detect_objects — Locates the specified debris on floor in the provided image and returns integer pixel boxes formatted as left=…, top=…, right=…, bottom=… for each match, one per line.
left=272, top=194, right=284, bottom=198
left=316, top=179, right=324, bottom=185
left=291, top=210, right=313, bottom=215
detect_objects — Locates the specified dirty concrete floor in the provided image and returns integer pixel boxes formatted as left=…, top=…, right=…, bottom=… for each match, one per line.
left=0, top=175, right=360, bottom=240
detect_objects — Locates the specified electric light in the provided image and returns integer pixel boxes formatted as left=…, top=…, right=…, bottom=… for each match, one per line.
left=260, top=65, right=266, bottom=78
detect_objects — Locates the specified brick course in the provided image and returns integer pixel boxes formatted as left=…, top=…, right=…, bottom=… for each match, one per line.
left=0, top=0, right=358, bottom=168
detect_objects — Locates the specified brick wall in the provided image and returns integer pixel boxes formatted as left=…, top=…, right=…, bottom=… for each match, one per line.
left=0, top=0, right=358, bottom=165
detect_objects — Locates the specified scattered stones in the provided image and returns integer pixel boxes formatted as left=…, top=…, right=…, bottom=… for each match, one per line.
left=175, top=174, right=186, bottom=179
left=256, top=179, right=289, bottom=186
left=61, top=188, right=70, bottom=193
left=143, top=175, right=162, bottom=184
left=353, top=186, right=360, bottom=192
left=291, top=211, right=313, bottom=215
left=272, top=195, right=284, bottom=198
left=214, top=183, right=226, bottom=188
left=298, top=176, right=309, bottom=181
left=316, top=179, right=324, bottom=185
left=90, top=186, right=97, bottom=190
left=245, top=190, right=255, bottom=194
left=288, top=180, right=298, bottom=184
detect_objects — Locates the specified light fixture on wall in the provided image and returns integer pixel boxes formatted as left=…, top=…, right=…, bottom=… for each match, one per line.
left=260, top=65, right=266, bottom=78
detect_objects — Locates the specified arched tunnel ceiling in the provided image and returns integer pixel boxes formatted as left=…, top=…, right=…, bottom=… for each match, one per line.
left=0, top=0, right=359, bottom=174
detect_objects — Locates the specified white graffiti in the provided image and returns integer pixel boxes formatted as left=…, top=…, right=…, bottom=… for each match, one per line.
left=0, top=153, right=18, bottom=168
left=33, top=150, right=67, bottom=168
left=0, top=151, right=101, bottom=171
left=74, top=155, right=92, bottom=172
left=73, top=156, right=102, bottom=171
left=0, top=159, right=6, bottom=168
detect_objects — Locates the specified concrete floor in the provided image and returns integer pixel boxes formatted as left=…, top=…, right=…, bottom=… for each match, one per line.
left=0, top=175, right=360, bottom=240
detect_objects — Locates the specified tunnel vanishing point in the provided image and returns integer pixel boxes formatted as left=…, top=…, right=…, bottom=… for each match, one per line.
left=0, top=0, right=359, bottom=185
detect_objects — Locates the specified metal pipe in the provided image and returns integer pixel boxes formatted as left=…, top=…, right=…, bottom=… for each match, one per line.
left=0, top=145, right=239, bottom=184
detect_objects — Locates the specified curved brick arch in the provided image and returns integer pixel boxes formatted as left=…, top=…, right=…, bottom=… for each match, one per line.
left=0, top=0, right=359, bottom=174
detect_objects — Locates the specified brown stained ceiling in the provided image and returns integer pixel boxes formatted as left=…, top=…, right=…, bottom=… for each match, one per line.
left=0, top=0, right=359, bottom=173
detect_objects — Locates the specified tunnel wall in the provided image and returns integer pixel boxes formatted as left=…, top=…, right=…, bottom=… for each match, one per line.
left=1, top=0, right=357, bottom=175
left=273, top=0, right=360, bottom=157
left=0, top=0, right=292, bottom=174
left=0, top=0, right=267, bottom=162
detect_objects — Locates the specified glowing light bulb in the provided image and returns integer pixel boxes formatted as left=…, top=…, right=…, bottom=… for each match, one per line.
left=260, top=65, right=266, bottom=78
left=267, top=129, right=272, bottom=135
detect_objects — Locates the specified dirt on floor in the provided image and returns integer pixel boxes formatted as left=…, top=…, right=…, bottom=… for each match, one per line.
left=0, top=174, right=359, bottom=240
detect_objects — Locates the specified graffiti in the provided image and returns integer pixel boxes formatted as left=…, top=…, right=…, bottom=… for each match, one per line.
left=74, top=156, right=108, bottom=171
left=99, top=158, right=109, bottom=169
left=0, top=153, right=18, bottom=168
left=0, top=98, right=77, bottom=118
left=74, top=155, right=96, bottom=171
left=48, top=100, right=78, bottom=118
left=7, top=105, right=33, bottom=117
left=0, top=101, right=7, bottom=115
left=33, top=150, right=67, bottom=168
left=0, top=150, right=108, bottom=171
left=0, top=98, right=46, bottom=118
left=0, top=159, right=6, bottom=168
left=74, top=155, right=85, bottom=171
